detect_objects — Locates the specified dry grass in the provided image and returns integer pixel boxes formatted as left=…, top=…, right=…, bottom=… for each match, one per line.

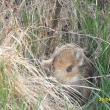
left=0, top=31, right=83, bottom=109
left=0, top=0, right=110, bottom=110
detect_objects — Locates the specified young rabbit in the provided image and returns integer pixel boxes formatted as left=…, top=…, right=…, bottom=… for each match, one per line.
left=42, top=44, right=93, bottom=105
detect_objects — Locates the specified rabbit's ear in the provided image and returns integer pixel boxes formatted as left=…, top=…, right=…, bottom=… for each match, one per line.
left=42, top=58, right=54, bottom=67
left=75, top=49, right=84, bottom=66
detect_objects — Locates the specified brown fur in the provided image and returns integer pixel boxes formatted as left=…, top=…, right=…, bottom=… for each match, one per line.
left=42, top=44, right=93, bottom=105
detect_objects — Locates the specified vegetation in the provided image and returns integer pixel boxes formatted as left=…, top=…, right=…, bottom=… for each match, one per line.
left=0, top=0, right=110, bottom=110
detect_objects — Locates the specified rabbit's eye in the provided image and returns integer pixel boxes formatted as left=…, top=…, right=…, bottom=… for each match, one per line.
left=52, top=66, right=55, bottom=71
left=66, top=65, right=73, bottom=73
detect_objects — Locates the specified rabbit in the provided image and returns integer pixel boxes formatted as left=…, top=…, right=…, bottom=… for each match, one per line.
left=42, top=44, right=93, bottom=105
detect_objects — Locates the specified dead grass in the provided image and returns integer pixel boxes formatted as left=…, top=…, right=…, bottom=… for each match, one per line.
left=0, top=36, right=83, bottom=109
left=0, top=0, right=110, bottom=110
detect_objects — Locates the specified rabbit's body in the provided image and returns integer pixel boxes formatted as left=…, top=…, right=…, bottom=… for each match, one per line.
left=42, top=44, right=93, bottom=105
